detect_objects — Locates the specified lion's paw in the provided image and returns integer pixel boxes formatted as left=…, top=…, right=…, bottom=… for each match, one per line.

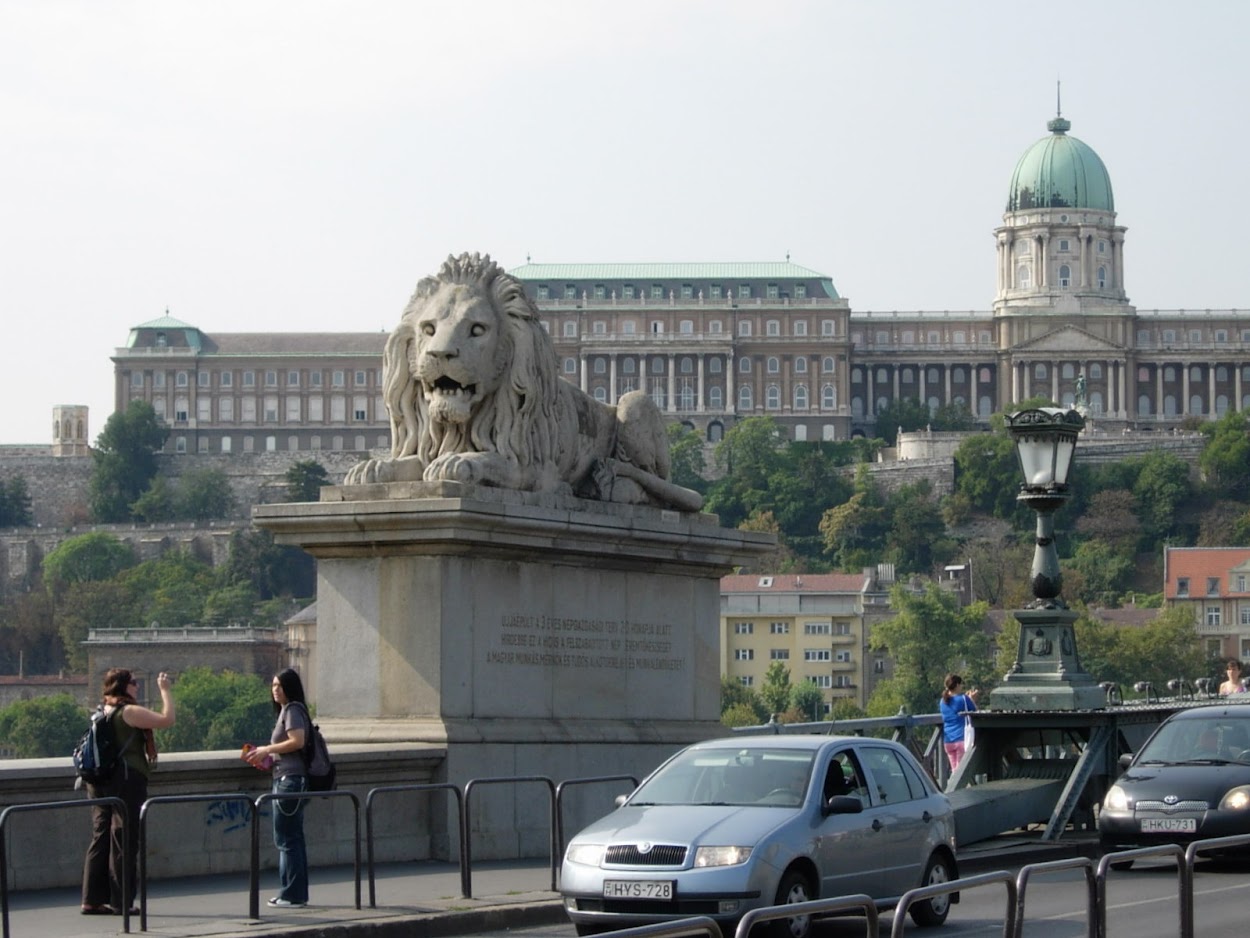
left=345, top=459, right=392, bottom=485
left=425, top=453, right=489, bottom=484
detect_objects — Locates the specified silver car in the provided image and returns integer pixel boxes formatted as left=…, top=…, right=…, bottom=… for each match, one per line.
left=560, top=735, right=957, bottom=936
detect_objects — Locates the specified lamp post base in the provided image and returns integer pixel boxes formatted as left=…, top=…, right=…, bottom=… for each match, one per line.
left=990, top=608, right=1105, bottom=712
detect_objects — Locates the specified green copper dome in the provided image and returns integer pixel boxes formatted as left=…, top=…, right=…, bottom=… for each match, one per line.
left=1006, top=115, right=1114, bottom=213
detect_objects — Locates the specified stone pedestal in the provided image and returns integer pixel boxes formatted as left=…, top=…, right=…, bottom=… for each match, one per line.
left=990, top=608, right=1105, bottom=711
left=255, top=482, right=772, bottom=855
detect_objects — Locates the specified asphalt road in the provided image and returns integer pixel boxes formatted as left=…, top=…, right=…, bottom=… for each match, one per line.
left=471, top=856, right=1250, bottom=938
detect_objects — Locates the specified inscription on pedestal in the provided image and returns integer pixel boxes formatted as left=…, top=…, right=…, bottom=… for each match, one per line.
left=486, top=614, right=686, bottom=672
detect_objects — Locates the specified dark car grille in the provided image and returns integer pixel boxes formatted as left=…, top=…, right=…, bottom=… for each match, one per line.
left=604, top=844, right=687, bottom=866
left=1136, top=800, right=1209, bottom=814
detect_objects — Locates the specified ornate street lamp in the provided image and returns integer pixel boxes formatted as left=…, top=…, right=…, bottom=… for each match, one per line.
left=991, top=407, right=1104, bottom=711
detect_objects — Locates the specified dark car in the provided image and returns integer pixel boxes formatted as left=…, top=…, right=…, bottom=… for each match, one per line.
left=1099, top=704, right=1250, bottom=860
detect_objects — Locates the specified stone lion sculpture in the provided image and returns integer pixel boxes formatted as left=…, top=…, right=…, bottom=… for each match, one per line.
left=344, top=252, right=703, bottom=512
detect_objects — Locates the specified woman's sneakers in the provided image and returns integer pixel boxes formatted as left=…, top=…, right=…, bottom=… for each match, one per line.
left=267, top=897, right=306, bottom=907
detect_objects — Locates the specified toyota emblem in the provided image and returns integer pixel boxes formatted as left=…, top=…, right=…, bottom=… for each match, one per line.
left=1163, top=795, right=1179, bottom=805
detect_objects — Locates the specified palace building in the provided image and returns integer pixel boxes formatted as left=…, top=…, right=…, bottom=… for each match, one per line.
left=111, top=111, right=1250, bottom=456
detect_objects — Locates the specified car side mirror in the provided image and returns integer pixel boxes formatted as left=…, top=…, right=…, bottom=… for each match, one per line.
left=614, top=793, right=631, bottom=807
left=1118, top=753, right=1134, bottom=769
left=822, top=795, right=863, bottom=816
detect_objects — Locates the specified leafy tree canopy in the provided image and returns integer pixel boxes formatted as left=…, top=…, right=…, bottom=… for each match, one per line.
left=759, top=661, right=793, bottom=716
left=285, top=459, right=331, bottom=503
left=42, top=532, right=137, bottom=596
left=1199, top=409, right=1250, bottom=502
left=89, top=401, right=168, bottom=522
left=155, top=667, right=274, bottom=753
left=0, top=694, right=85, bottom=757
left=868, top=582, right=992, bottom=716
left=0, top=476, right=34, bottom=528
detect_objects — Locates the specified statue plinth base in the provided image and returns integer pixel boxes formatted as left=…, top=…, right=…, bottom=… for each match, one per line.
left=255, top=482, right=773, bottom=851
left=991, top=607, right=1105, bottom=712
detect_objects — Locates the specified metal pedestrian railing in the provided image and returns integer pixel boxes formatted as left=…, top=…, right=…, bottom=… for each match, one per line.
left=0, top=798, right=133, bottom=938
left=4, top=775, right=1250, bottom=938
left=249, top=788, right=361, bottom=921
left=461, top=775, right=556, bottom=898
left=363, top=783, right=463, bottom=908
left=138, top=793, right=255, bottom=931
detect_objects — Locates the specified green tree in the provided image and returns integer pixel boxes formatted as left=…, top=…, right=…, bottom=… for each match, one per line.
left=1065, top=540, right=1134, bottom=607
left=868, top=582, right=992, bottom=716
left=873, top=398, right=932, bottom=446
left=57, top=581, right=136, bottom=670
left=89, top=401, right=168, bottom=522
left=884, top=479, right=952, bottom=575
left=931, top=401, right=976, bottom=432
left=155, top=667, right=274, bottom=753
left=1132, top=451, right=1194, bottom=544
left=665, top=425, right=707, bottom=494
left=0, top=694, right=85, bottom=757
left=130, top=476, right=177, bottom=522
left=285, top=459, right=332, bottom=503
left=42, top=532, right=137, bottom=598
left=121, top=551, right=217, bottom=629
left=705, top=417, right=786, bottom=528
left=1074, top=489, right=1142, bottom=554
left=721, top=702, right=765, bottom=728
left=0, top=476, right=34, bottom=528
left=720, top=674, right=768, bottom=724
left=759, top=661, right=793, bottom=716
left=819, top=466, right=888, bottom=571
left=1200, top=409, right=1250, bottom=502
left=790, top=679, right=825, bottom=722
left=221, top=528, right=315, bottom=600
left=175, top=467, right=236, bottom=521
left=952, top=431, right=1021, bottom=519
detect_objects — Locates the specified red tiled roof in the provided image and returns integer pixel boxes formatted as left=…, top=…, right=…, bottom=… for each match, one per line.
left=1164, top=547, right=1250, bottom=600
left=721, top=573, right=868, bottom=593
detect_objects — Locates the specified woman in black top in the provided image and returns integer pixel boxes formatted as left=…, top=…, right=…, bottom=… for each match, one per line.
left=81, top=668, right=176, bottom=915
left=246, top=668, right=311, bottom=907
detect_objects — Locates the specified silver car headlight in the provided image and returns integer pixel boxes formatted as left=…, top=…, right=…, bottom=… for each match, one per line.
left=693, top=846, right=753, bottom=868
left=1220, top=787, right=1250, bottom=811
left=1104, top=784, right=1128, bottom=812
left=565, top=843, right=605, bottom=866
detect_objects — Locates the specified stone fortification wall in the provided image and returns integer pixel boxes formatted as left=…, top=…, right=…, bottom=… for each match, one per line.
left=0, top=449, right=367, bottom=530
left=861, top=458, right=956, bottom=496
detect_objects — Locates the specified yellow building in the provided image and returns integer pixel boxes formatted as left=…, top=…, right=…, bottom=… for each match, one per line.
left=720, top=571, right=895, bottom=712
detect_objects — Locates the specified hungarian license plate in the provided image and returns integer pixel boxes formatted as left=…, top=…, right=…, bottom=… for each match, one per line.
left=1141, top=818, right=1197, bottom=833
left=603, top=880, right=674, bottom=900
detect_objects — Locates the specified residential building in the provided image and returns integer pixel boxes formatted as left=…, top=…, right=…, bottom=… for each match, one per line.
left=720, top=571, right=892, bottom=712
left=1164, top=547, right=1250, bottom=660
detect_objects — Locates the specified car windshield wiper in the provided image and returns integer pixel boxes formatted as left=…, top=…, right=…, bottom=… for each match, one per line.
left=1134, top=759, right=1170, bottom=765
left=1176, top=758, right=1231, bottom=765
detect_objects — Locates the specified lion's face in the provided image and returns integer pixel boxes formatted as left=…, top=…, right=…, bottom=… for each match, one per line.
left=408, top=283, right=507, bottom=425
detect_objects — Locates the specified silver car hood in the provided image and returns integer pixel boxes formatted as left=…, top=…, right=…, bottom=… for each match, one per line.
left=571, top=804, right=795, bottom=848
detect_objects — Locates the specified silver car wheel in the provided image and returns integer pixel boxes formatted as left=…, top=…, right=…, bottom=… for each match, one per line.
left=769, top=870, right=812, bottom=938
left=909, top=852, right=955, bottom=927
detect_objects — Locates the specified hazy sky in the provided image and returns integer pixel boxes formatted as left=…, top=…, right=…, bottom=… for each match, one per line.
left=2, top=1, right=1246, bottom=445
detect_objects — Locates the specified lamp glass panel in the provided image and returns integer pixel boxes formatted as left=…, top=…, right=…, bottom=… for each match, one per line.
left=1053, top=438, right=1076, bottom=485
left=1017, top=437, right=1056, bottom=486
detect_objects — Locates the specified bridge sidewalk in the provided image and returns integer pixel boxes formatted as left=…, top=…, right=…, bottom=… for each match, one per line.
left=3, top=833, right=1100, bottom=938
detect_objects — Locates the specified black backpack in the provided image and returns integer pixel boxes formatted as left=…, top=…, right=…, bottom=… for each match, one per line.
left=73, top=705, right=133, bottom=786
left=293, top=702, right=336, bottom=792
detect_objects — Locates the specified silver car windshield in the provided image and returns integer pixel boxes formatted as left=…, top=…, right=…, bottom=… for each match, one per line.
left=628, top=748, right=816, bottom=806
left=1138, top=717, right=1250, bottom=764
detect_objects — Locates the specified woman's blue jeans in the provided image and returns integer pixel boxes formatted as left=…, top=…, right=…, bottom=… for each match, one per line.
left=272, top=774, right=309, bottom=903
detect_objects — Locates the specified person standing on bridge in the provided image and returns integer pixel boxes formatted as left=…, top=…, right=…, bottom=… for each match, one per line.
left=1219, top=659, right=1245, bottom=696
left=939, top=673, right=978, bottom=771
left=246, top=668, right=312, bottom=907
left=81, top=668, right=176, bottom=916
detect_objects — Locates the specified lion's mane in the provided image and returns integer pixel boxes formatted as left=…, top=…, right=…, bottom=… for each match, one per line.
left=382, top=252, right=562, bottom=472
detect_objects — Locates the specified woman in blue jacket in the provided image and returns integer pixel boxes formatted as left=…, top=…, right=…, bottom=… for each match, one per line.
left=939, top=673, right=978, bottom=770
